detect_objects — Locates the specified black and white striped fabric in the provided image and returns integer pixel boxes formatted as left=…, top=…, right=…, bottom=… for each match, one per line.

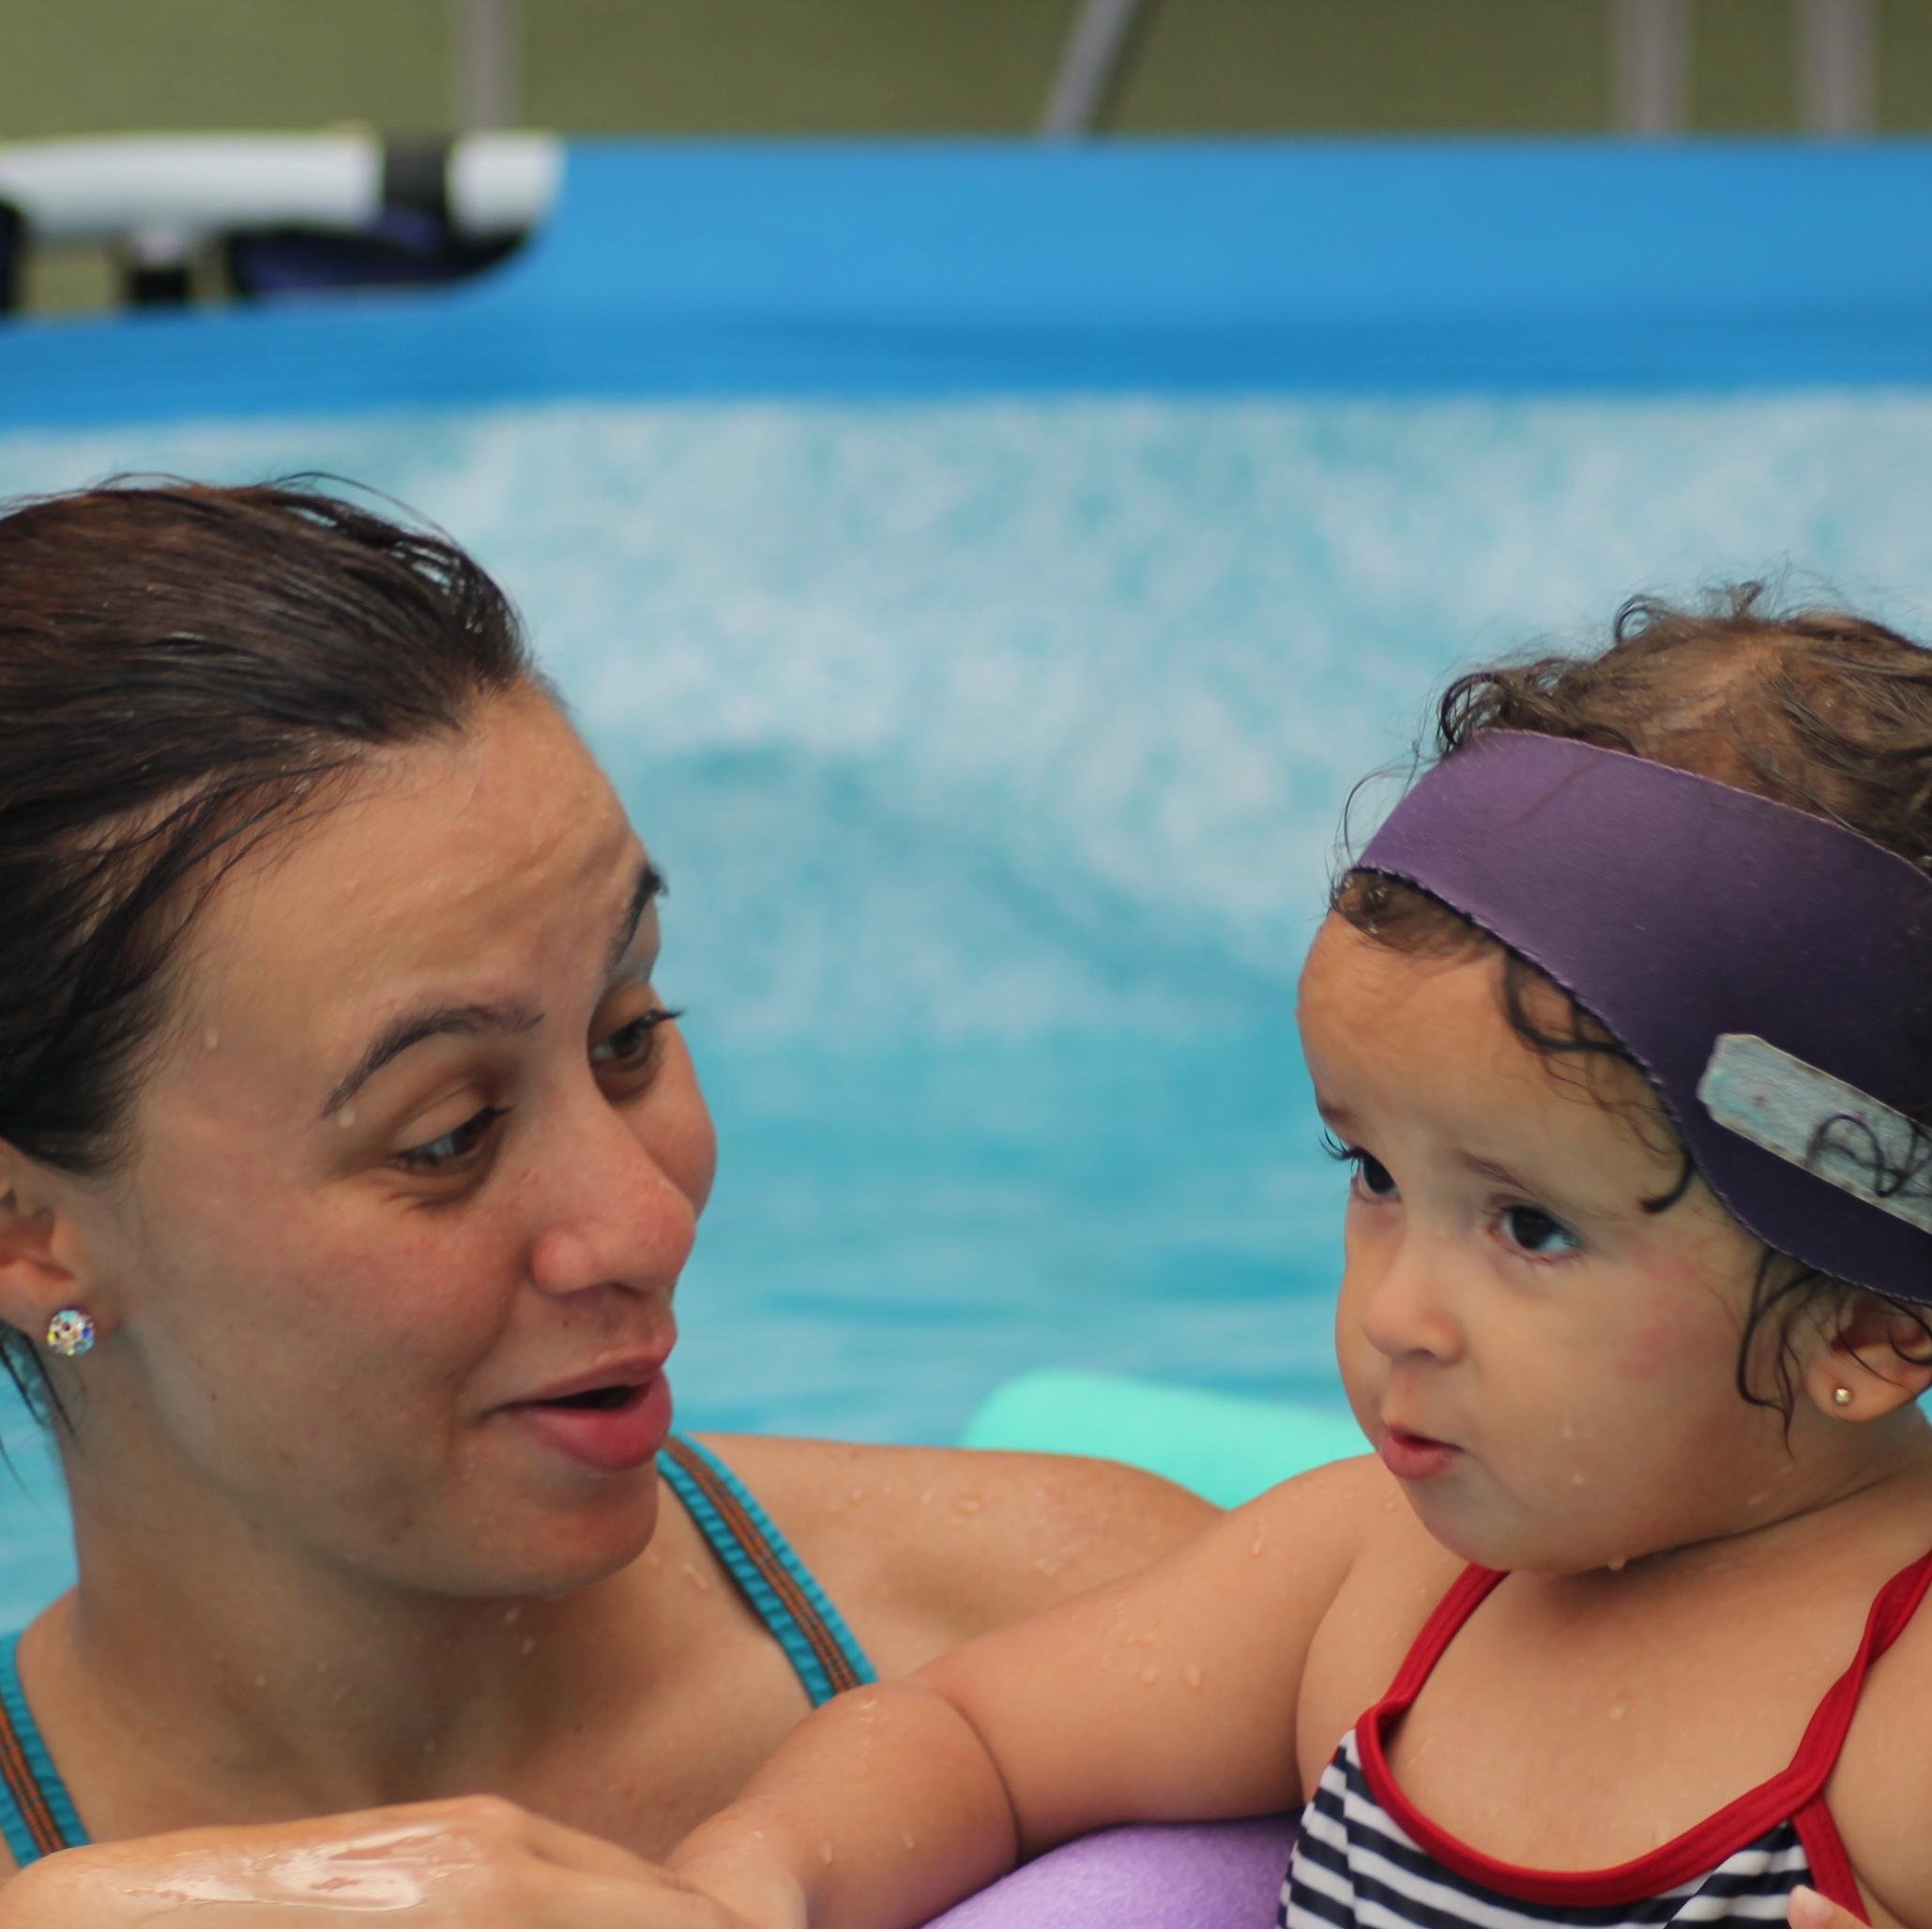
left=1280, top=1731, right=1813, bottom=1928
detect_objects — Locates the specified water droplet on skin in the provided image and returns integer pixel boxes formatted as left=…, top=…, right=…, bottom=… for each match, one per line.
left=953, top=1495, right=984, bottom=1515
left=337, top=1105, right=357, bottom=1129
left=520, top=1636, right=538, bottom=1656
left=203, top=1026, right=220, bottom=1051
left=252, top=1674, right=268, bottom=1690
left=848, top=1486, right=866, bottom=1503
left=1559, top=1419, right=1576, bottom=1441
left=1139, top=1665, right=1159, bottom=1684
left=1182, top=1662, right=1205, bottom=1690
left=1032, top=1556, right=1062, bottom=1576
left=681, top=1561, right=711, bottom=1593
left=1572, top=1473, right=1587, bottom=1487
left=918, top=1488, right=935, bottom=1506
left=819, top=1843, right=835, bottom=1867
left=1250, top=1535, right=1266, bottom=1556
left=1607, top=1556, right=1628, bottom=1572
left=1608, top=1704, right=1627, bottom=1723
left=902, top=1832, right=918, bottom=1851
left=504, top=1604, right=522, bottom=1625
left=1381, top=1492, right=1399, bottom=1512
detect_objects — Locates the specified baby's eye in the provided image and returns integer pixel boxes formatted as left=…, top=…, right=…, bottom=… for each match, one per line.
left=1497, top=1204, right=1580, bottom=1259
left=1322, top=1133, right=1399, bottom=1203
left=1353, top=1152, right=1399, bottom=1201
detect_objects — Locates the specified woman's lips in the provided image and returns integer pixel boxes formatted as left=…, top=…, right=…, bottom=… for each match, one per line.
left=1378, top=1426, right=1462, bottom=1482
left=502, top=1373, right=674, bottom=1474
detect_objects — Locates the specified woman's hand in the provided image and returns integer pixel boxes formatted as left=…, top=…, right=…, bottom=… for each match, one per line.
left=0, top=1796, right=797, bottom=1929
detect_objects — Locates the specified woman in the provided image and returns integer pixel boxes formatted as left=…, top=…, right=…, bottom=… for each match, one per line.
left=0, top=479, right=1208, bottom=1924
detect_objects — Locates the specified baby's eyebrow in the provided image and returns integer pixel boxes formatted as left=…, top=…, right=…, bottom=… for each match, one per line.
left=1314, top=1099, right=1359, bottom=1133
left=1457, top=1151, right=1533, bottom=1192
left=1454, top=1148, right=1595, bottom=1220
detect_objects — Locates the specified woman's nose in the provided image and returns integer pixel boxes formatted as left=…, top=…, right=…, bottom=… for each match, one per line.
left=525, top=1101, right=697, bottom=1300
left=1357, top=1238, right=1464, bottom=1365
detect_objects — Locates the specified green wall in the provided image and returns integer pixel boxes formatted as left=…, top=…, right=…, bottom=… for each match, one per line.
left=6, top=0, right=1927, bottom=141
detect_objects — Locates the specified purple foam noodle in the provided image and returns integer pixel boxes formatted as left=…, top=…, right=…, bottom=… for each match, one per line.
left=1353, top=732, right=1932, bottom=1305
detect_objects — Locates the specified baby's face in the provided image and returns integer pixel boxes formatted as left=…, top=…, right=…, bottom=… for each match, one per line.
left=1298, top=915, right=1796, bottom=1574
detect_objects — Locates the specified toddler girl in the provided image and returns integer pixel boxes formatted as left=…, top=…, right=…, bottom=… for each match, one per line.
left=656, top=593, right=1932, bottom=1928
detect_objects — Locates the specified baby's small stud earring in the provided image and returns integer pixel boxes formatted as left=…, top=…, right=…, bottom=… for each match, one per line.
left=1833, top=1386, right=1854, bottom=1408
left=44, top=1309, right=95, bottom=1359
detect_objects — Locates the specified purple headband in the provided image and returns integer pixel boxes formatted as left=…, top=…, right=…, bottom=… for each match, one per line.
left=1356, top=732, right=1932, bottom=1306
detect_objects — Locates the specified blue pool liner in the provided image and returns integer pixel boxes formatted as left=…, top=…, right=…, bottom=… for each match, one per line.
left=9, top=142, right=1932, bottom=428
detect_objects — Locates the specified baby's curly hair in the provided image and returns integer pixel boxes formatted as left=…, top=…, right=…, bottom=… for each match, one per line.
left=1334, top=586, right=1932, bottom=1418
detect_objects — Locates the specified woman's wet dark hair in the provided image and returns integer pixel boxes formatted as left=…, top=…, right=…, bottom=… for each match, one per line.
left=1335, top=586, right=1932, bottom=1419
left=0, top=478, right=537, bottom=1425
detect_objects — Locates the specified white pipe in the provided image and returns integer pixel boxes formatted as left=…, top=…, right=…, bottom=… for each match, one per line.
left=449, top=133, right=560, bottom=234
left=1611, top=0, right=1691, bottom=137
left=1796, top=0, right=1876, bottom=136
left=452, top=0, right=524, bottom=133
left=0, top=132, right=559, bottom=247
left=1041, top=0, right=1151, bottom=138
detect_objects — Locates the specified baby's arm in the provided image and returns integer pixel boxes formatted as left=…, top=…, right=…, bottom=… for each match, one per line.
left=668, top=1454, right=1377, bottom=1929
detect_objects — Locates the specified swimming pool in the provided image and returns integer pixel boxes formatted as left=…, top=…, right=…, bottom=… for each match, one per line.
left=4, top=144, right=1932, bottom=1626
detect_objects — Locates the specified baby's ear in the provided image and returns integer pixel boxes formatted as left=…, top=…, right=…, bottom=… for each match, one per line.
left=1800, top=1287, right=1932, bottom=1423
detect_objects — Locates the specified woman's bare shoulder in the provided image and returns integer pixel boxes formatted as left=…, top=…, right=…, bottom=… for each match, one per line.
left=692, top=1434, right=1214, bottom=1671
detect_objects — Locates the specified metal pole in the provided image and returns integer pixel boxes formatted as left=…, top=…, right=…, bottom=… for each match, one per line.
left=1610, top=0, right=1691, bottom=137
left=1796, top=0, right=1876, bottom=136
left=452, top=0, right=524, bottom=132
left=1040, top=0, right=1156, bottom=138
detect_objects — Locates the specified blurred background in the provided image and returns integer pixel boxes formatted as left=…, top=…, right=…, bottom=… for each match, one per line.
left=4, top=0, right=1926, bottom=311
left=4, top=0, right=1932, bottom=1614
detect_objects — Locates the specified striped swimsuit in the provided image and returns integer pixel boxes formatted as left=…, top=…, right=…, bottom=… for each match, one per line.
left=0, top=1433, right=875, bottom=1867
left=1281, top=1547, right=1932, bottom=1927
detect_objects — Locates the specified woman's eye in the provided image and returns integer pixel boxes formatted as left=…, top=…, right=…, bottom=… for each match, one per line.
left=395, top=1105, right=506, bottom=1175
left=1498, top=1204, right=1580, bottom=1258
left=589, top=1005, right=683, bottom=1071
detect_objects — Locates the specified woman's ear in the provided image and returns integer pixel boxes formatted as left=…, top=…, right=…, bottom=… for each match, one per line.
left=0, top=1144, right=95, bottom=1344
left=1799, top=1288, right=1932, bottom=1423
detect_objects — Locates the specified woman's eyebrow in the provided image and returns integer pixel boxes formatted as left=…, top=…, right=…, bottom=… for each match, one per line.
left=604, top=861, right=666, bottom=980
left=319, top=1002, right=543, bottom=1122
left=316, top=863, right=664, bottom=1123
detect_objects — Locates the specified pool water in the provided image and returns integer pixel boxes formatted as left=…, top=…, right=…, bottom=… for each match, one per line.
left=2, top=389, right=1931, bottom=1626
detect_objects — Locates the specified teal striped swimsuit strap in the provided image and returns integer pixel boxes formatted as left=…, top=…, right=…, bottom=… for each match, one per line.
left=659, top=1434, right=877, bottom=1707
left=0, top=1632, right=86, bottom=1867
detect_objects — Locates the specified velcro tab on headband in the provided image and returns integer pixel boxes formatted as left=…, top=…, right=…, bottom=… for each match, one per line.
left=1698, top=1035, right=1932, bottom=1237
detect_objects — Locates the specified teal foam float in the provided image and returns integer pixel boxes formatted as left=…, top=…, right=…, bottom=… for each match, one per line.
left=960, top=1370, right=1365, bottom=1508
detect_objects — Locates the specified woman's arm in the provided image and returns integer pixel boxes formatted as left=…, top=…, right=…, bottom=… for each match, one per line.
left=669, top=1455, right=1377, bottom=1929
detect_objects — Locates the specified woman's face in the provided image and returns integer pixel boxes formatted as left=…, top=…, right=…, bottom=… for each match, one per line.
left=65, top=690, right=717, bottom=1600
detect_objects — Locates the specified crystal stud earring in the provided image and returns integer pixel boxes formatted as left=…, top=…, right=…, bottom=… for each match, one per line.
left=1833, top=1386, right=1854, bottom=1408
left=44, top=1309, right=95, bottom=1359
